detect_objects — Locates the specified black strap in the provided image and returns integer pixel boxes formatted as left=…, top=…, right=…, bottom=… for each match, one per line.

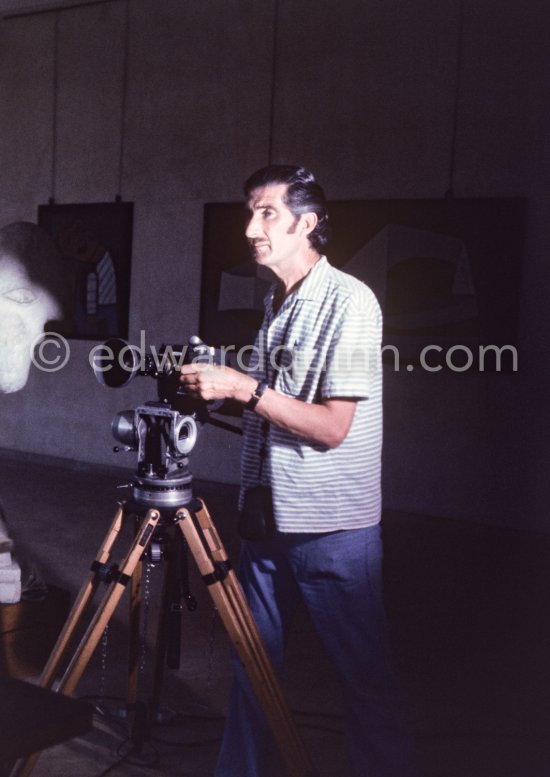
left=202, top=559, right=233, bottom=587
left=90, top=560, right=131, bottom=587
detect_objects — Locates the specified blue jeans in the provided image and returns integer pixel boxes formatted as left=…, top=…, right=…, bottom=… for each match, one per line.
left=214, top=526, right=415, bottom=777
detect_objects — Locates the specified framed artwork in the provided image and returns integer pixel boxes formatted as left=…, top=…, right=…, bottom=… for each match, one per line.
left=200, top=198, right=526, bottom=370
left=37, top=201, right=133, bottom=340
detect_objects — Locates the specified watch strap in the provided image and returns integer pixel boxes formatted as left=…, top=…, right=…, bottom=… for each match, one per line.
left=246, top=380, right=269, bottom=411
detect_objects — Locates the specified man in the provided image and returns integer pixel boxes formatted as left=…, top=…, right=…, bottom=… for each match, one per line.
left=180, top=165, right=414, bottom=777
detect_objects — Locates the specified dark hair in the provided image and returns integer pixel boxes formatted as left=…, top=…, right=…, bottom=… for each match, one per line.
left=244, top=165, right=329, bottom=250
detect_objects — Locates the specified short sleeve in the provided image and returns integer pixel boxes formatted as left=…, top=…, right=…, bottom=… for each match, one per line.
left=320, top=286, right=382, bottom=399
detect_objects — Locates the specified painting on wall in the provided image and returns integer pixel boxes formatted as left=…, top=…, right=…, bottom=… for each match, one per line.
left=37, top=201, right=133, bottom=341
left=200, top=198, right=526, bottom=370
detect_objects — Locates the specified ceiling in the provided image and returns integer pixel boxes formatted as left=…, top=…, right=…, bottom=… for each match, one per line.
left=0, top=0, right=115, bottom=19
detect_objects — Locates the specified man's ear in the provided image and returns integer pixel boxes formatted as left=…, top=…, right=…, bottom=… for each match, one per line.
left=299, top=211, right=318, bottom=238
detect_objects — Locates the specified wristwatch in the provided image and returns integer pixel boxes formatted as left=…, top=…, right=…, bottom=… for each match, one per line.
left=246, top=380, right=269, bottom=411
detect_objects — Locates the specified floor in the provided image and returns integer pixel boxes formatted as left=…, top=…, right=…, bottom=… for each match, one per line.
left=1, top=448, right=550, bottom=777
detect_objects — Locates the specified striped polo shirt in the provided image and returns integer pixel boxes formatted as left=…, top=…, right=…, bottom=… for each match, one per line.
left=240, top=256, right=383, bottom=533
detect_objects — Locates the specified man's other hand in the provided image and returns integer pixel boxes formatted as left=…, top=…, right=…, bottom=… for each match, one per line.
left=179, top=363, right=255, bottom=404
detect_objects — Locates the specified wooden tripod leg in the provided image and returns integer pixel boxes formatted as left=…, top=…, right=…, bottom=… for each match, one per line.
left=198, top=512, right=304, bottom=755
left=127, top=554, right=143, bottom=725
left=175, top=504, right=316, bottom=777
left=192, top=502, right=296, bottom=723
left=191, top=500, right=315, bottom=776
left=57, top=508, right=161, bottom=698
left=8, top=508, right=161, bottom=777
left=192, top=500, right=292, bottom=698
left=39, top=505, right=126, bottom=690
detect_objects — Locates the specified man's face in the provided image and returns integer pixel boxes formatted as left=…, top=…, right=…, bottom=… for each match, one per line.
left=245, top=183, right=303, bottom=272
left=0, top=254, right=60, bottom=393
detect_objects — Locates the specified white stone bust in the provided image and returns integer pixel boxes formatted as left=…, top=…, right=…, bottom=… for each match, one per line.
left=0, top=222, right=64, bottom=393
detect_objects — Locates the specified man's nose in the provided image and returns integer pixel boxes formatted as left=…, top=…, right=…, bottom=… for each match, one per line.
left=245, top=213, right=261, bottom=239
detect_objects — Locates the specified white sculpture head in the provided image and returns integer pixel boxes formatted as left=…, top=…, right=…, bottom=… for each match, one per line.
left=0, top=222, right=64, bottom=393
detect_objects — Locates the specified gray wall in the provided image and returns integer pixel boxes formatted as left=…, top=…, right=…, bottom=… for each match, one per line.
left=0, top=0, right=548, bottom=531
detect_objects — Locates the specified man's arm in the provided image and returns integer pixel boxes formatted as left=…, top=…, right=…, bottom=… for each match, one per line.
left=179, top=363, right=356, bottom=449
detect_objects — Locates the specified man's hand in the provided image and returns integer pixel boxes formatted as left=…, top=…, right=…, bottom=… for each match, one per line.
left=179, top=363, right=256, bottom=404
left=180, top=364, right=357, bottom=449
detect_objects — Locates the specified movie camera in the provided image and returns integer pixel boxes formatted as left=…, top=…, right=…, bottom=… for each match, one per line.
left=9, top=338, right=315, bottom=777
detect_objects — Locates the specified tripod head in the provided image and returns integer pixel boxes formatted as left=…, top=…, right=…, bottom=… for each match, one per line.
left=112, top=401, right=196, bottom=508
left=93, top=335, right=221, bottom=510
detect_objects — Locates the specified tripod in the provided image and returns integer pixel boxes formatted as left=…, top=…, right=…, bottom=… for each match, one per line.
left=8, top=485, right=316, bottom=777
